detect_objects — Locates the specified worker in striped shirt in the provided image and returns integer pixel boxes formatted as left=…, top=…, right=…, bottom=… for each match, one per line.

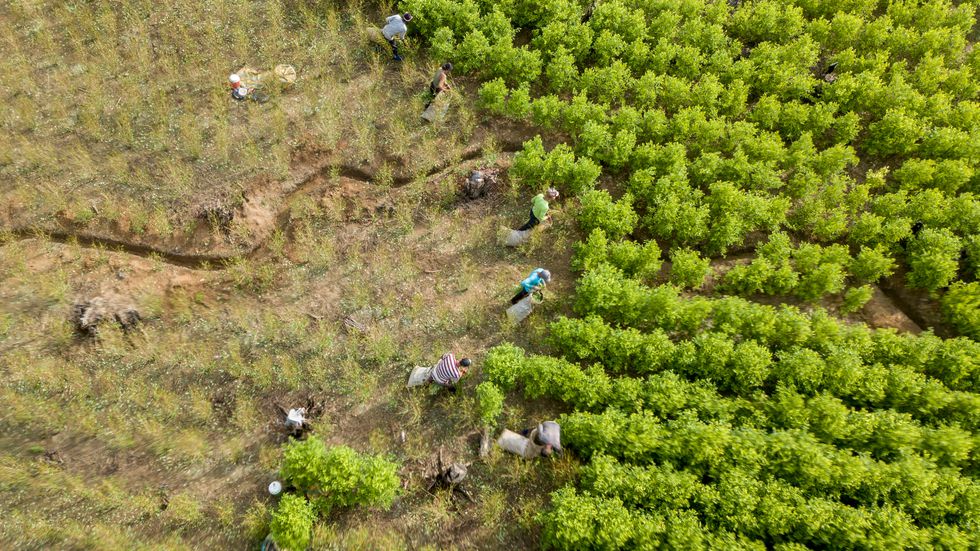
left=430, top=352, right=472, bottom=392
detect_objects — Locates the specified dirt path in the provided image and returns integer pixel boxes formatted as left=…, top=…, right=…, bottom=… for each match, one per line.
left=4, top=139, right=526, bottom=271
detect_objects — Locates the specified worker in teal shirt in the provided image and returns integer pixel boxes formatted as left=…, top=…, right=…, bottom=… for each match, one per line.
left=518, top=188, right=559, bottom=231
left=511, top=268, right=551, bottom=304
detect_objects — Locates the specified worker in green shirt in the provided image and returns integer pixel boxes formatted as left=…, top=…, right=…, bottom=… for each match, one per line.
left=517, top=188, right=559, bottom=231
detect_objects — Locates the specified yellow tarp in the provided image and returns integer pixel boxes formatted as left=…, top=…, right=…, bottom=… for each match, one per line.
left=235, top=64, right=297, bottom=90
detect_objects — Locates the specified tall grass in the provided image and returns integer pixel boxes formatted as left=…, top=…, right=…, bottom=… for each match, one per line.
left=1, top=0, right=460, bottom=239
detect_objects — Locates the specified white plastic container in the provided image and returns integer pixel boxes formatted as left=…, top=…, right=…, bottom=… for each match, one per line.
left=268, top=481, right=282, bottom=495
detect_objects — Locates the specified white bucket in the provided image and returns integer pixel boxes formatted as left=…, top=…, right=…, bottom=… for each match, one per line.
left=407, top=366, right=433, bottom=388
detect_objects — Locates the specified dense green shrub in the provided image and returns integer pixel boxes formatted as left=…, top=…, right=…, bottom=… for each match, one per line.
left=841, top=285, right=874, bottom=314
left=270, top=494, right=315, bottom=551
left=850, top=246, right=896, bottom=283
left=510, top=136, right=601, bottom=196
left=476, top=78, right=507, bottom=115
left=669, top=248, right=711, bottom=289
left=406, top=1, right=980, bottom=546
left=476, top=381, right=504, bottom=427
left=539, top=488, right=635, bottom=551
left=577, top=190, right=638, bottom=240
left=400, top=0, right=481, bottom=37
left=280, top=438, right=399, bottom=514
left=942, top=282, right=980, bottom=340
left=572, top=229, right=662, bottom=280
left=483, top=343, right=526, bottom=391
left=907, top=228, right=962, bottom=291
left=505, top=85, right=532, bottom=121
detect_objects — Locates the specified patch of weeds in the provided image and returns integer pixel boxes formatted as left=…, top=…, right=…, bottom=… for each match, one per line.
left=294, top=226, right=335, bottom=275
left=231, top=396, right=261, bottom=433
left=227, top=257, right=279, bottom=293
left=367, top=428, right=390, bottom=454
left=97, top=197, right=122, bottom=226
left=44, top=317, right=74, bottom=350
left=211, top=499, right=237, bottom=530
left=163, top=492, right=204, bottom=530
left=269, top=229, right=287, bottom=259
left=363, top=328, right=399, bottom=367
left=67, top=202, right=97, bottom=225
left=337, top=526, right=407, bottom=551
left=396, top=391, right=426, bottom=433
left=147, top=208, right=172, bottom=237
left=128, top=209, right=149, bottom=236
left=289, top=194, right=320, bottom=221
left=374, top=162, right=394, bottom=191
left=310, top=522, right=338, bottom=548
left=258, top=442, right=283, bottom=472
left=479, top=488, right=508, bottom=528
left=242, top=500, right=272, bottom=544
left=169, top=428, right=210, bottom=466
left=320, top=192, right=346, bottom=225
left=247, top=354, right=276, bottom=391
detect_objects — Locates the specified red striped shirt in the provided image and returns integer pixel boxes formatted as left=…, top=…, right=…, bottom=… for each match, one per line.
left=432, top=353, right=461, bottom=385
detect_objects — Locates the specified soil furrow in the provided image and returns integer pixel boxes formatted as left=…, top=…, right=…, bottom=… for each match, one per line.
left=3, top=142, right=525, bottom=271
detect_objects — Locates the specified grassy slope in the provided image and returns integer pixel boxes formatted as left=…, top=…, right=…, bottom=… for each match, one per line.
left=0, top=1, right=580, bottom=549
left=0, top=162, right=581, bottom=548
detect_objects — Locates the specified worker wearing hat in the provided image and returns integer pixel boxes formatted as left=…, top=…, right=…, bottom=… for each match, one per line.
left=518, top=188, right=559, bottom=231
left=511, top=268, right=552, bottom=305
left=382, top=12, right=413, bottom=61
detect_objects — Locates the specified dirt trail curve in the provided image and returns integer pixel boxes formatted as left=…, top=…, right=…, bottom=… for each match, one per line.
left=4, top=139, right=527, bottom=271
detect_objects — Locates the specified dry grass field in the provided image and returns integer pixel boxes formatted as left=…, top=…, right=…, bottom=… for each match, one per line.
left=0, top=1, right=581, bottom=548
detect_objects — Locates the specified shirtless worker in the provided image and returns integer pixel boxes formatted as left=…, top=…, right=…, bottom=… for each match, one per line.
left=425, top=62, right=453, bottom=107
left=523, top=421, right=563, bottom=457
left=498, top=420, right=563, bottom=459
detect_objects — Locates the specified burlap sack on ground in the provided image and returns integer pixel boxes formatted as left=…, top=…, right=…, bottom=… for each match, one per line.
left=500, top=228, right=532, bottom=247
left=407, top=366, right=433, bottom=388
left=506, top=295, right=535, bottom=323
left=236, top=65, right=297, bottom=90
left=365, top=26, right=387, bottom=45
left=497, top=429, right=531, bottom=456
left=422, top=90, right=452, bottom=123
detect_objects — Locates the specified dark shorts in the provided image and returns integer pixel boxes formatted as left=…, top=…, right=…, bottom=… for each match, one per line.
left=518, top=209, right=540, bottom=231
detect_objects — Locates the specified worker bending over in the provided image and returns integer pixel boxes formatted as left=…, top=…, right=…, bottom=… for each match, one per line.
left=431, top=352, right=471, bottom=392
left=518, top=188, right=559, bottom=231
left=511, top=268, right=551, bottom=305
left=498, top=421, right=563, bottom=459
left=382, top=12, right=412, bottom=61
